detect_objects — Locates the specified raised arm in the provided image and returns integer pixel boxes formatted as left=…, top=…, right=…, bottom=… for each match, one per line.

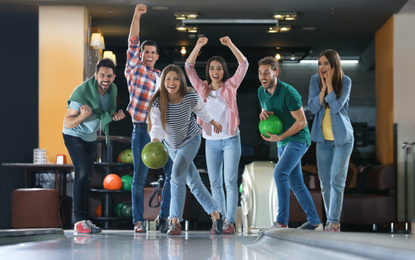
left=129, top=4, right=147, bottom=37
left=220, top=36, right=246, bottom=63
left=187, top=37, right=208, bottom=65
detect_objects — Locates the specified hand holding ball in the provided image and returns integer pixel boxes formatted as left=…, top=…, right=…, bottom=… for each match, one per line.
left=259, top=115, right=283, bottom=138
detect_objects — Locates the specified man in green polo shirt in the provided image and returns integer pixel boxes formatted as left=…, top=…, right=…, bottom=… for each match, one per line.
left=257, top=56, right=322, bottom=230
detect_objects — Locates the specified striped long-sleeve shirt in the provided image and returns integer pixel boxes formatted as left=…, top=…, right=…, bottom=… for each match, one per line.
left=125, top=36, right=160, bottom=123
left=149, top=91, right=213, bottom=149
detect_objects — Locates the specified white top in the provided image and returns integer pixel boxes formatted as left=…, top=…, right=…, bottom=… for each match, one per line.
left=203, top=89, right=239, bottom=140
left=150, top=91, right=213, bottom=149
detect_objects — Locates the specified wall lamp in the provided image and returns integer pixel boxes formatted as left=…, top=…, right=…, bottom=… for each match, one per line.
left=103, top=51, right=117, bottom=66
left=273, top=11, right=297, bottom=21
left=89, top=28, right=105, bottom=64
left=174, top=11, right=198, bottom=20
left=267, top=25, right=291, bottom=33
left=90, top=33, right=105, bottom=50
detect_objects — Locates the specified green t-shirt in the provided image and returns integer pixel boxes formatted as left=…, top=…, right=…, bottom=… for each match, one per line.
left=258, top=79, right=310, bottom=148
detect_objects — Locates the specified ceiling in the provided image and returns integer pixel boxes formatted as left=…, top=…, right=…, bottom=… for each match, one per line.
left=2, top=0, right=409, bottom=62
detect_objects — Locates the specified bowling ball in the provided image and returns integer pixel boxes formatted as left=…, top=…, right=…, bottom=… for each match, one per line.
left=120, top=203, right=133, bottom=218
left=121, top=175, right=133, bottom=191
left=103, top=173, right=122, bottom=190
left=141, top=142, right=169, bottom=169
left=259, top=114, right=283, bottom=138
left=114, top=203, right=124, bottom=217
left=95, top=204, right=102, bottom=217
left=119, top=148, right=134, bottom=164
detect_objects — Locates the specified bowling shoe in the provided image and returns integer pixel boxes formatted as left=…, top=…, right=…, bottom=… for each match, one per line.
left=222, top=222, right=235, bottom=234
left=74, top=220, right=102, bottom=234
left=324, top=223, right=340, bottom=232
left=210, top=214, right=223, bottom=234
left=167, top=221, right=182, bottom=235
left=134, top=221, right=145, bottom=233
left=297, top=222, right=323, bottom=231
left=155, top=215, right=169, bottom=233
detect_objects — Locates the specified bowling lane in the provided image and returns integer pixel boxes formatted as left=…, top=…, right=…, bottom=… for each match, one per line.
left=0, top=229, right=414, bottom=259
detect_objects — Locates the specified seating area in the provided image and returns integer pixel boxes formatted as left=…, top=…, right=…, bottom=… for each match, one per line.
left=289, top=163, right=396, bottom=229
left=341, top=164, right=396, bottom=226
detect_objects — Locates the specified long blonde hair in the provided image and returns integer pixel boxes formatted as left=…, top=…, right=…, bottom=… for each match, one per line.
left=148, top=64, right=190, bottom=132
left=318, top=49, right=344, bottom=108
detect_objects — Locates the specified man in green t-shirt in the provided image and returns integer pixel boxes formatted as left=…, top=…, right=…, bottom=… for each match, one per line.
left=257, top=56, right=322, bottom=230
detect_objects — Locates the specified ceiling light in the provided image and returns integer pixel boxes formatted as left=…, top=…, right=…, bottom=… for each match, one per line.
left=302, top=27, right=316, bottom=31
left=174, top=11, right=198, bottom=20
left=267, top=25, right=291, bottom=33
left=273, top=11, right=297, bottom=21
left=153, top=6, right=169, bottom=10
left=275, top=53, right=281, bottom=60
left=300, top=59, right=359, bottom=64
left=181, top=47, right=187, bottom=55
left=176, top=24, right=198, bottom=33
left=183, top=19, right=278, bottom=25
left=291, top=53, right=295, bottom=60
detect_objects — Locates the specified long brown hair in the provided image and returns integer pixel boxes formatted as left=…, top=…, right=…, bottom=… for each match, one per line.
left=318, top=49, right=344, bottom=108
left=148, top=64, right=190, bottom=132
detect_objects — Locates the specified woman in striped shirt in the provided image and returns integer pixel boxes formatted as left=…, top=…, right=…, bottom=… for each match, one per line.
left=148, top=64, right=223, bottom=235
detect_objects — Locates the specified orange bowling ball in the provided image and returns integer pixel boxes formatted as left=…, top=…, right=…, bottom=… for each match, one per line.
left=103, top=173, right=122, bottom=190
left=95, top=204, right=102, bottom=217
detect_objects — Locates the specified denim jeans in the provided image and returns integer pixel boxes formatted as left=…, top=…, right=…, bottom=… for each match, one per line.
left=63, top=133, right=97, bottom=222
left=275, top=141, right=321, bottom=225
left=205, top=135, right=241, bottom=223
left=131, top=123, right=172, bottom=223
left=316, top=139, right=354, bottom=223
left=167, top=134, right=218, bottom=220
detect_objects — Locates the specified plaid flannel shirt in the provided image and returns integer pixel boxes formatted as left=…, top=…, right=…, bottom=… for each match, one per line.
left=125, top=36, right=161, bottom=123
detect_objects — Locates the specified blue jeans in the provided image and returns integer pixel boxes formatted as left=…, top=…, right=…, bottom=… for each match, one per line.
left=63, top=133, right=97, bottom=222
left=275, top=141, right=321, bottom=225
left=131, top=123, right=172, bottom=223
left=205, top=135, right=241, bottom=223
left=316, top=139, right=354, bottom=223
left=167, top=134, right=218, bottom=220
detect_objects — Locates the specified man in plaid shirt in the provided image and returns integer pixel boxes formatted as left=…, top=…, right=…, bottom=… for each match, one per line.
left=125, top=3, right=172, bottom=233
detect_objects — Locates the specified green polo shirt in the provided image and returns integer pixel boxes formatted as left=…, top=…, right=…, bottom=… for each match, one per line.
left=258, top=79, right=310, bottom=148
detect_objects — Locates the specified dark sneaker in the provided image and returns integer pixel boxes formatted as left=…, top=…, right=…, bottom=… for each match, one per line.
left=210, top=214, right=223, bottom=234
left=74, top=220, right=102, bottom=234
left=155, top=215, right=169, bottom=233
left=167, top=221, right=182, bottom=235
left=134, top=221, right=146, bottom=233
left=297, top=222, right=323, bottom=231
left=222, top=222, right=235, bottom=234
left=324, top=223, right=340, bottom=232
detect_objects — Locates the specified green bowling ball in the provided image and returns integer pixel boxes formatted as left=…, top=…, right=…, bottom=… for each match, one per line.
left=119, top=149, right=134, bottom=164
left=259, top=114, right=283, bottom=138
left=141, top=141, right=169, bottom=169
left=121, top=175, right=133, bottom=191
left=114, top=203, right=124, bottom=217
left=120, top=203, right=133, bottom=218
